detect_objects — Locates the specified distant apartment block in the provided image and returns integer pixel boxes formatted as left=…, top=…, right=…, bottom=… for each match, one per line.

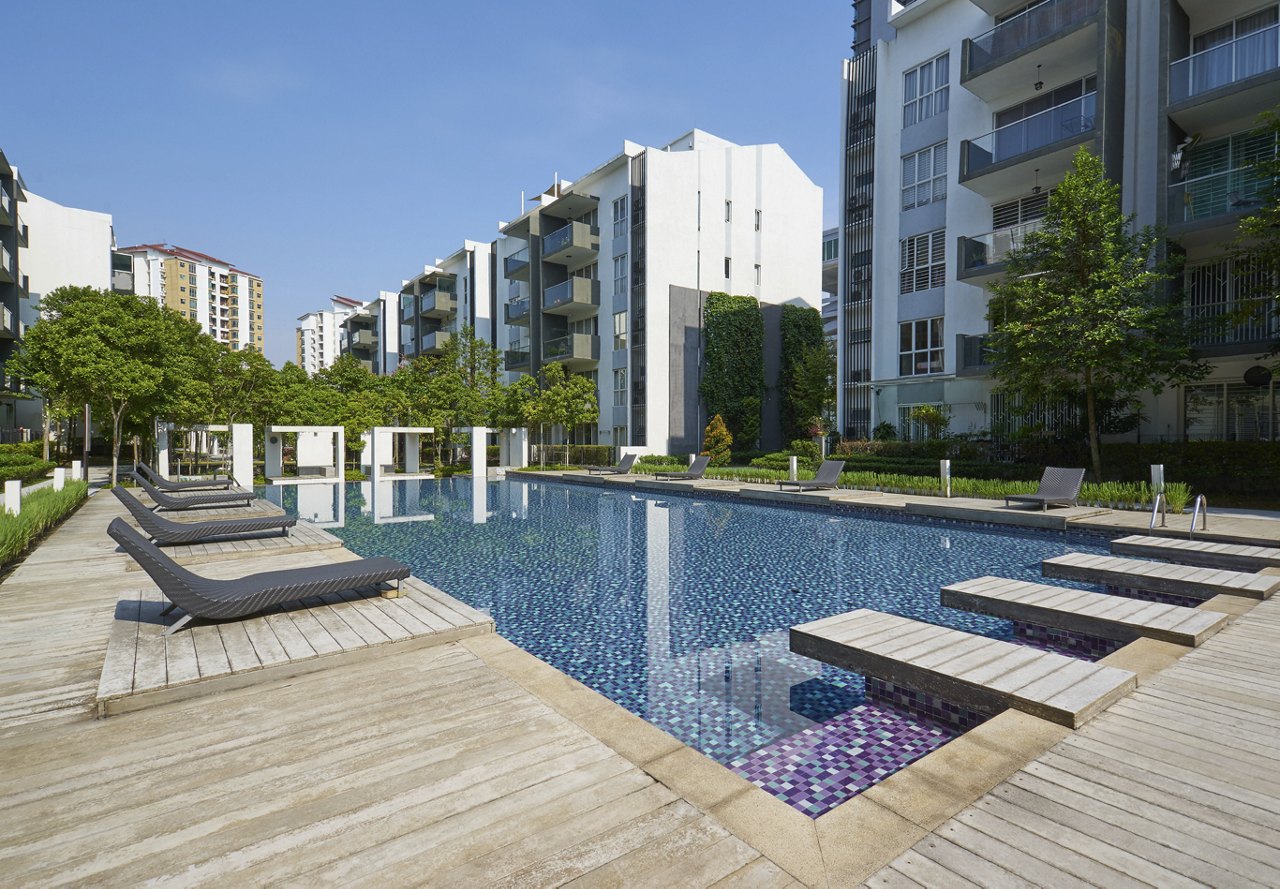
left=338, top=292, right=401, bottom=375
left=397, top=240, right=496, bottom=364
left=297, top=295, right=361, bottom=375
left=0, top=150, right=32, bottom=434
left=836, top=0, right=1279, bottom=442
left=120, top=244, right=265, bottom=352
left=822, top=227, right=839, bottom=342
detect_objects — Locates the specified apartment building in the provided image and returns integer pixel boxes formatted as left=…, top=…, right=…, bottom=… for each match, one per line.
left=121, top=243, right=265, bottom=352
left=496, top=129, right=822, bottom=454
left=837, top=0, right=1279, bottom=442
left=0, top=150, right=33, bottom=434
left=822, top=227, right=840, bottom=342
left=338, top=292, right=401, bottom=375
left=296, top=295, right=361, bottom=375
left=396, top=240, right=495, bottom=363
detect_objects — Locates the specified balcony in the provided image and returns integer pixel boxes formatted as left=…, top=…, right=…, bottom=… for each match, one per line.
left=419, top=287, right=457, bottom=319
left=504, top=347, right=531, bottom=372
left=0, top=189, right=10, bottom=224
left=420, top=330, right=452, bottom=355
left=541, top=221, right=599, bottom=267
left=0, top=305, right=16, bottom=340
left=1169, top=24, right=1280, bottom=133
left=962, top=0, right=1100, bottom=102
left=350, top=328, right=376, bottom=350
left=504, top=247, right=530, bottom=281
left=0, top=244, right=11, bottom=284
left=542, top=278, right=601, bottom=320
left=1168, top=165, right=1268, bottom=245
left=956, top=334, right=994, bottom=376
left=16, top=214, right=27, bottom=248
left=1189, top=297, right=1279, bottom=353
left=960, top=93, right=1095, bottom=199
left=504, top=297, right=531, bottom=326
left=958, top=220, right=1043, bottom=282
left=543, top=333, right=600, bottom=370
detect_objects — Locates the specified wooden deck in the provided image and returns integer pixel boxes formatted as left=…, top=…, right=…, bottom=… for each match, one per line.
left=96, top=576, right=495, bottom=716
left=791, top=610, right=1137, bottom=728
left=942, top=576, right=1229, bottom=647
left=864, top=590, right=1280, bottom=887
left=1044, top=552, right=1280, bottom=600
left=1112, top=533, right=1280, bottom=572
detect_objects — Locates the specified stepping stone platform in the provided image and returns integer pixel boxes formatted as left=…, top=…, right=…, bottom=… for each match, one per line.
left=791, top=609, right=1136, bottom=728
left=1111, top=534, right=1280, bottom=573
left=96, top=575, right=494, bottom=717
left=942, top=576, right=1228, bottom=647
left=1043, top=552, right=1280, bottom=601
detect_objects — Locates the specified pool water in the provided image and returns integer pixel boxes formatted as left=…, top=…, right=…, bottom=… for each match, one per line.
left=259, top=477, right=1112, bottom=816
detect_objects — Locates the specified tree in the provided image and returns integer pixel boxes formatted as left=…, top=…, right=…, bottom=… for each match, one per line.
left=779, top=305, right=828, bottom=441
left=11, top=286, right=195, bottom=486
left=1228, top=107, right=1280, bottom=361
left=538, top=363, right=598, bottom=465
left=987, top=149, right=1206, bottom=480
left=700, top=292, right=765, bottom=447
left=702, top=414, right=733, bottom=466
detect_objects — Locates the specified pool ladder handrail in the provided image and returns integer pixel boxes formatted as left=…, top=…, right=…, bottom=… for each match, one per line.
left=1149, top=492, right=1167, bottom=530
left=1188, top=494, right=1209, bottom=539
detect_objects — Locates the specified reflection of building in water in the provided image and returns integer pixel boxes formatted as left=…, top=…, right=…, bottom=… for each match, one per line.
left=294, top=482, right=344, bottom=528
left=362, top=479, right=436, bottom=525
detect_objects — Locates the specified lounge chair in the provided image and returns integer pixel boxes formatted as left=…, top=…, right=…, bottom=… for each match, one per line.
left=1005, top=467, right=1086, bottom=511
left=135, top=461, right=234, bottom=491
left=587, top=454, right=637, bottom=476
left=113, top=486, right=296, bottom=545
left=107, top=517, right=410, bottom=635
left=654, top=455, right=711, bottom=480
left=779, top=459, right=845, bottom=492
left=127, top=472, right=255, bottom=512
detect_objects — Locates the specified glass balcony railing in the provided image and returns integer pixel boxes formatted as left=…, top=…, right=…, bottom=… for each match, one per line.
left=505, top=297, right=531, bottom=324
left=0, top=244, right=11, bottom=279
left=965, top=93, right=1096, bottom=175
left=504, top=347, right=530, bottom=370
left=1171, top=24, right=1280, bottom=104
left=0, top=189, right=10, bottom=217
left=543, top=278, right=601, bottom=313
left=1169, top=166, right=1269, bottom=223
left=958, top=334, right=994, bottom=373
left=544, top=333, right=600, bottom=364
left=960, top=220, right=1043, bottom=274
left=504, top=247, right=529, bottom=279
left=968, top=0, right=1099, bottom=72
left=541, top=221, right=599, bottom=262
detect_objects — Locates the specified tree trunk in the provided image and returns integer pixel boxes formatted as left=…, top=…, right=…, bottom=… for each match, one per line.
left=41, top=410, right=50, bottom=462
left=111, top=406, right=126, bottom=488
left=1084, top=381, right=1103, bottom=483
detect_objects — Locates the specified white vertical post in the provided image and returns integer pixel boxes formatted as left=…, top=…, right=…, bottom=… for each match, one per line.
left=689, top=453, right=697, bottom=468
left=470, top=427, right=488, bottom=479
left=940, top=459, right=952, bottom=499
left=789, top=456, right=798, bottom=481
left=4, top=480, right=20, bottom=515
left=231, top=423, right=253, bottom=489
left=53, top=467, right=66, bottom=491
left=155, top=421, right=172, bottom=478
left=405, top=432, right=420, bottom=474
left=501, top=428, right=528, bottom=468
left=1150, top=464, right=1165, bottom=495
left=361, top=430, right=375, bottom=477
left=71, top=459, right=82, bottom=482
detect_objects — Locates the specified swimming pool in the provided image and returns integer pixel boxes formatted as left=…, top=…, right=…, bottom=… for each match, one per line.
left=259, top=477, right=1113, bottom=816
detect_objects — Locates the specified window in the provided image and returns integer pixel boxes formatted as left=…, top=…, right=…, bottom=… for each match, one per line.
left=754, top=264, right=761, bottom=285
left=903, top=53, right=949, bottom=127
left=613, top=368, right=627, bottom=407
left=724, top=257, right=732, bottom=278
left=613, top=254, right=628, bottom=297
left=754, top=209, right=762, bottom=231
left=899, top=230, right=946, bottom=294
left=612, top=196, right=628, bottom=238
left=995, top=76, right=1095, bottom=129
left=725, top=200, right=732, bottom=222
left=902, top=143, right=947, bottom=210
left=899, top=317, right=944, bottom=376
left=992, top=191, right=1051, bottom=229
left=898, top=402, right=947, bottom=440
left=613, top=311, right=627, bottom=350
left=822, top=236, right=839, bottom=262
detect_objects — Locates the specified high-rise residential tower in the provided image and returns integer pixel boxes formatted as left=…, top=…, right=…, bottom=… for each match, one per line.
left=297, top=295, right=361, bottom=375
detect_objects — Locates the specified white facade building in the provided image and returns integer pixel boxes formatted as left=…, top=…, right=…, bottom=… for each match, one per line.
left=338, top=291, right=401, bottom=375
left=836, top=0, right=1279, bottom=442
left=397, top=239, right=495, bottom=363
left=496, top=129, right=822, bottom=454
left=120, top=244, right=264, bottom=352
left=297, top=295, right=360, bottom=375
left=19, top=190, right=114, bottom=297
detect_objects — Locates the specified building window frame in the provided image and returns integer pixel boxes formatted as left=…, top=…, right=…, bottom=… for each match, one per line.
left=899, top=230, right=946, bottom=294
left=612, top=196, right=628, bottom=238
left=612, top=311, right=627, bottom=350
left=898, top=316, right=944, bottom=377
left=903, top=53, right=950, bottom=128
left=901, top=143, right=947, bottom=210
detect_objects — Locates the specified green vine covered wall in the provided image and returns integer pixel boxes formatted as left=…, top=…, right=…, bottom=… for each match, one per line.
left=700, top=292, right=764, bottom=447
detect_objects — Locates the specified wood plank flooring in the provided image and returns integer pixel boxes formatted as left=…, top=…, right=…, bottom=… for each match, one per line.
left=1112, top=534, right=1280, bottom=572
left=1043, top=553, right=1280, bottom=600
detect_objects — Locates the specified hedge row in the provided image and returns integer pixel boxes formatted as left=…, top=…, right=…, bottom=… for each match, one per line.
left=0, top=481, right=90, bottom=566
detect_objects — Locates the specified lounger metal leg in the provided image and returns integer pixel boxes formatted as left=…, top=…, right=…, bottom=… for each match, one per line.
left=163, top=614, right=193, bottom=636
left=160, top=601, right=177, bottom=616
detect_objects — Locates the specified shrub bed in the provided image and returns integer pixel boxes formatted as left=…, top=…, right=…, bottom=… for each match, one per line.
left=0, top=481, right=90, bottom=567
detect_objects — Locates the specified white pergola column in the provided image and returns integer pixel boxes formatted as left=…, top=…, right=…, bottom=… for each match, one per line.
left=155, top=421, right=172, bottom=478
left=264, top=430, right=284, bottom=479
left=231, top=424, right=253, bottom=488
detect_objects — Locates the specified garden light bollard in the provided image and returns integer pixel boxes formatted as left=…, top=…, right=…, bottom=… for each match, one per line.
left=53, top=468, right=66, bottom=491
left=4, top=480, right=20, bottom=516
left=940, top=459, right=952, bottom=499
left=789, top=456, right=798, bottom=481
left=71, top=460, right=82, bottom=482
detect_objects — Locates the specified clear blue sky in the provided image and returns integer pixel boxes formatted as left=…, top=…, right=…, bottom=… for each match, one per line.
left=9, top=1, right=850, bottom=366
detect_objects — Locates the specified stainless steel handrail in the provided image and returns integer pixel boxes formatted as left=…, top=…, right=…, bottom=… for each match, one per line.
left=1149, top=492, right=1167, bottom=530
left=1189, top=494, right=1208, bottom=539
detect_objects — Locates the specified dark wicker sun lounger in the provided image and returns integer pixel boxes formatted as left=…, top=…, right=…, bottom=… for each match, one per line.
left=1005, top=467, right=1086, bottom=511
left=779, top=459, right=845, bottom=492
left=108, top=517, right=410, bottom=635
left=135, top=461, right=234, bottom=491
left=127, top=472, right=255, bottom=512
left=654, top=455, right=711, bottom=480
left=113, top=486, right=295, bottom=545
left=587, top=454, right=637, bottom=476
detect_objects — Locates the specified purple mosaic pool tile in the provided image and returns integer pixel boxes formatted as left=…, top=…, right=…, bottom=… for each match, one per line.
left=865, top=678, right=987, bottom=732
left=1011, top=621, right=1124, bottom=660
left=1106, top=584, right=1204, bottom=608
left=730, top=702, right=966, bottom=817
